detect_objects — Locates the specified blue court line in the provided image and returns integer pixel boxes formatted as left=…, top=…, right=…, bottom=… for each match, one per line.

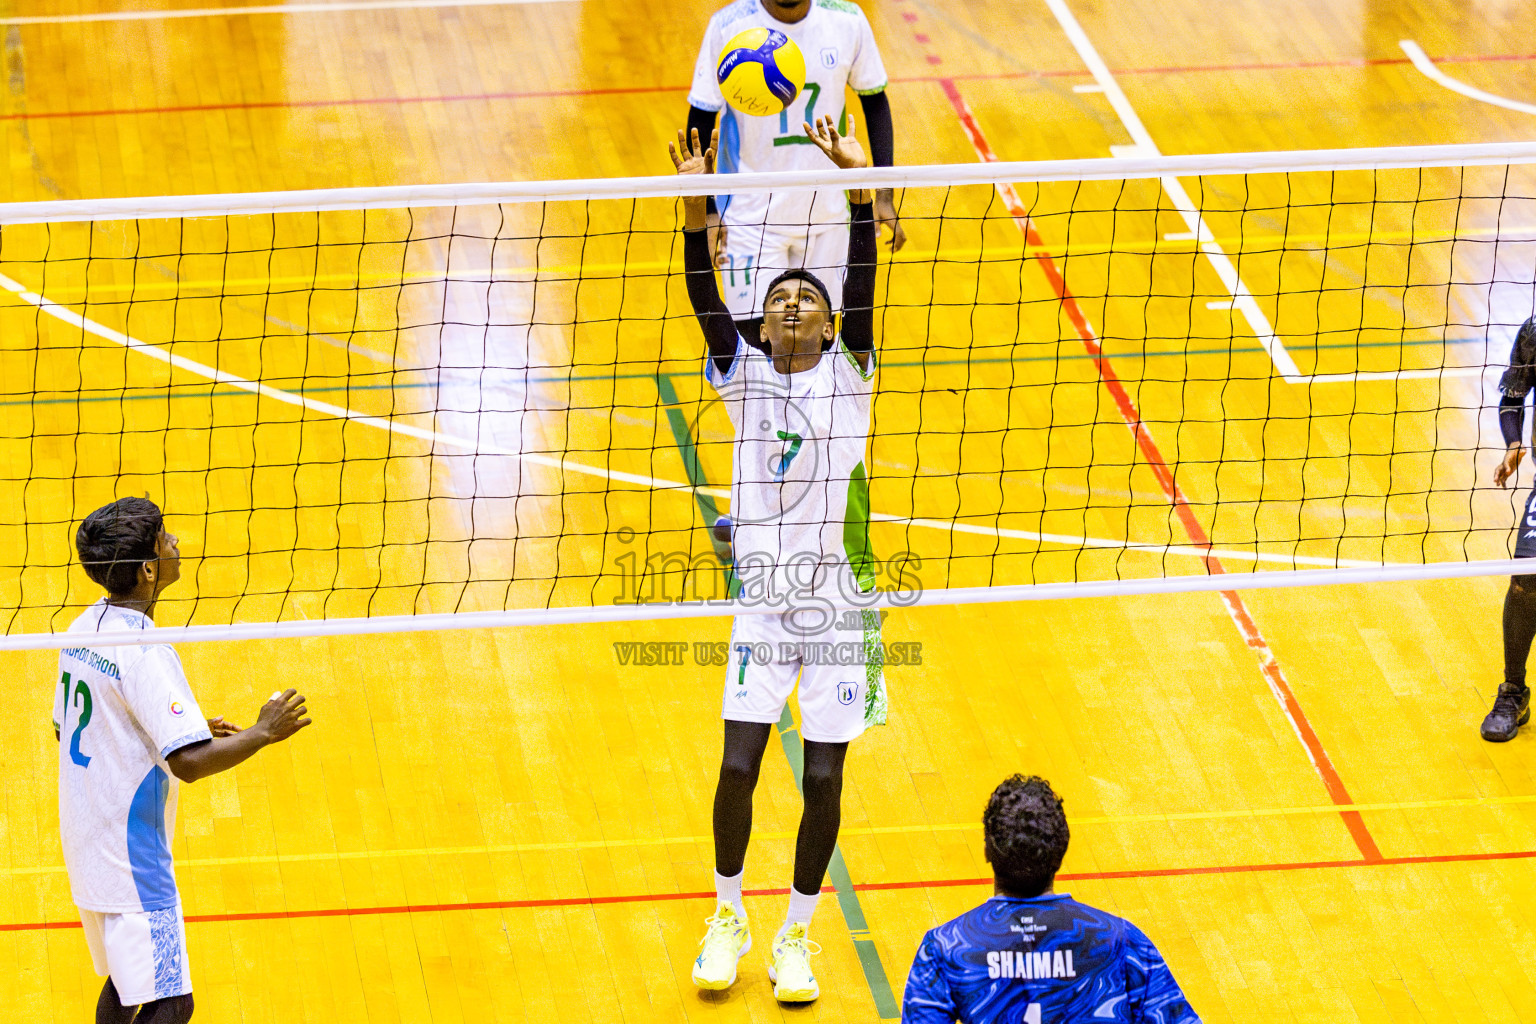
left=0, top=336, right=1480, bottom=410
left=653, top=371, right=900, bottom=1019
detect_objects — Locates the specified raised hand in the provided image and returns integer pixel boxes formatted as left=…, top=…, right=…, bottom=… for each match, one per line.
left=1497, top=445, right=1525, bottom=488
left=669, top=127, right=718, bottom=177
left=805, top=113, right=867, bottom=170
left=875, top=191, right=907, bottom=252
left=255, top=688, right=312, bottom=744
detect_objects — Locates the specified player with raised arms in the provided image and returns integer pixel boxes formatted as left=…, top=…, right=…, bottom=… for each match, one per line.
left=669, top=116, right=884, bottom=1003
left=687, top=0, right=904, bottom=331
left=1485, top=314, right=1536, bottom=741
left=903, top=775, right=1200, bottom=1024
left=55, top=497, right=312, bottom=1023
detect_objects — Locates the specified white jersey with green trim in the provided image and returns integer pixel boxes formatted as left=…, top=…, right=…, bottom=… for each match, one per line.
left=688, top=0, right=889, bottom=232
left=705, top=335, right=878, bottom=604
left=53, top=599, right=210, bottom=913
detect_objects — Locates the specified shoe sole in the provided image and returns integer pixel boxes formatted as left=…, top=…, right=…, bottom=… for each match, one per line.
left=768, top=966, right=819, bottom=1003
left=692, top=936, right=750, bottom=991
left=1482, top=707, right=1531, bottom=743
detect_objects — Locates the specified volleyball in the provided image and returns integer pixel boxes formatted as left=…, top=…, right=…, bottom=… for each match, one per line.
left=716, top=27, right=805, bottom=117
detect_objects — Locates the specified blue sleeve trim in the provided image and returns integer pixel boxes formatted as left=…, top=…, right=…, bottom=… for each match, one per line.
left=706, top=338, right=745, bottom=386
left=160, top=729, right=212, bottom=760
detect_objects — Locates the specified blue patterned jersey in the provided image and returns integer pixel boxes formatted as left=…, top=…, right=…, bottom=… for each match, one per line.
left=903, top=893, right=1199, bottom=1024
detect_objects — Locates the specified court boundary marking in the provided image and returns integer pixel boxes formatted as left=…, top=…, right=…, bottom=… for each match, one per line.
left=3, top=847, right=1532, bottom=933
left=935, top=13, right=1381, bottom=860
left=1400, top=40, right=1536, bottom=117
left=2, top=790, right=1532, bottom=878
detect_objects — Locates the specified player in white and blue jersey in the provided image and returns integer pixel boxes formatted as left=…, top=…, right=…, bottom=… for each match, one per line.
left=56, top=497, right=311, bottom=1023
left=671, top=118, right=884, bottom=1004
left=903, top=776, right=1200, bottom=1024
left=1485, top=315, right=1536, bottom=741
left=687, top=0, right=904, bottom=330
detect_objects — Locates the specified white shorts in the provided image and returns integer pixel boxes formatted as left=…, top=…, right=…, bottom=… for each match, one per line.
left=80, top=903, right=191, bottom=1005
left=719, top=219, right=849, bottom=320
left=722, top=608, right=888, bottom=743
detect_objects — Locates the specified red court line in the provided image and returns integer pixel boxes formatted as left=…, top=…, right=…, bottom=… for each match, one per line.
left=2, top=51, right=1532, bottom=123
left=935, top=74, right=1381, bottom=864
left=5, top=848, right=1532, bottom=933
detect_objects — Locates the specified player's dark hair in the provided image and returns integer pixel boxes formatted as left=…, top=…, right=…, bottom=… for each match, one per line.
left=763, top=269, right=832, bottom=312
left=76, top=497, right=164, bottom=596
left=983, top=774, right=1069, bottom=898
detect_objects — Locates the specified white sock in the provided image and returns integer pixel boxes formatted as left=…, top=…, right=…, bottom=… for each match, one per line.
left=780, top=887, right=820, bottom=937
left=715, top=869, right=746, bottom=920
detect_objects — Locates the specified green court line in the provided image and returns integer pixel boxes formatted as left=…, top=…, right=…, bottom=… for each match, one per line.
left=654, top=370, right=900, bottom=1019
left=0, top=335, right=1480, bottom=410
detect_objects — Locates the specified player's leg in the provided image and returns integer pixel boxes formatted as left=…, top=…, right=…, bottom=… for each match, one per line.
left=95, top=978, right=137, bottom=1024
left=1486, top=489, right=1536, bottom=741
left=713, top=719, right=773, bottom=889
left=97, top=979, right=195, bottom=1024
left=694, top=617, right=797, bottom=991
left=769, top=614, right=886, bottom=1003
left=1486, top=585, right=1536, bottom=741
left=765, top=737, right=845, bottom=1004
left=792, top=738, right=849, bottom=899
left=133, top=995, right=196, bottom=1023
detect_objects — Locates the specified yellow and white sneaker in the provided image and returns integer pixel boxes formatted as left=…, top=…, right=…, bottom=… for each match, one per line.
left=768, top=923, right=821, bottom=1002
left=692, top=904, right=751, bottom=990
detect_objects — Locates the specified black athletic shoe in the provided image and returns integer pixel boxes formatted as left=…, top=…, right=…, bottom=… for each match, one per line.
left=1481, top=683, right=1531, bottom=742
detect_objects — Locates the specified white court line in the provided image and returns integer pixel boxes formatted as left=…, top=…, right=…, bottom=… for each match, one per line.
left=1042, top=0, right=1301, bottom=382
left=1400, top=41, right=1536, bottom=118
left=0, top=277, right=1382, bottom=579
left=0, top=272, right=693, bottom=493
left=1304, top=365, right=1492, bottom=384
left=874, top=513, right=1387, bottom=569
left=0, top=0, right=570, bottom=25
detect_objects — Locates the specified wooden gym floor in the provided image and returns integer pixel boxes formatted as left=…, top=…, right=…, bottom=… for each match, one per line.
left=4, top=0, right=1536, bottom=1020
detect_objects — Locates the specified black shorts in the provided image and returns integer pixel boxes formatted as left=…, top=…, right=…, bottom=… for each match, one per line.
left=1517, top=488, right=1536, bottom=559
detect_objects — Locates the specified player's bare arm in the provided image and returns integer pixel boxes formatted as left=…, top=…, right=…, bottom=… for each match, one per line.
left=166, top=689, right=311, bottom=783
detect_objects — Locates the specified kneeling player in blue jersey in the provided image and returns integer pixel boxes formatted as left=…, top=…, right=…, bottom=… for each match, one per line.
left=903, top=776, right=1199, bottom=1024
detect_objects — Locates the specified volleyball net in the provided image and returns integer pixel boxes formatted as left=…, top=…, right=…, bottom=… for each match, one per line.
left=3, top=141, right=1536, bottom=647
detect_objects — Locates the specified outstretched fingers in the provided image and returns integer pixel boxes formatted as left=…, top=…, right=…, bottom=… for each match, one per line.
left=671, top=127, right=719, bottom=174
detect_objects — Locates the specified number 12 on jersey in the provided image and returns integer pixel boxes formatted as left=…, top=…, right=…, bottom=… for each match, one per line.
left=58, top=671, right=94, bottom=768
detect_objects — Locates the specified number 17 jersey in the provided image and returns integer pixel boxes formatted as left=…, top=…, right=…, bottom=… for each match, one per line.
left=54, top=599, right=211, bottom=913
left=688, top=0, right=889, bottom=232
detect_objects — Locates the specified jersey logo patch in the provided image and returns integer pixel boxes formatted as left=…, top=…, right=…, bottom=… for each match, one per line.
left=820, top=47, right=838, bottom=68
left=838, top=681, right=858, bottom=705
left=169, top=700, right=185, bottom=717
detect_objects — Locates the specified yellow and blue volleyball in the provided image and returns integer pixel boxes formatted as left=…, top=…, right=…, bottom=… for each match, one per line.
left=716, top=27, right=805, bottom=117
